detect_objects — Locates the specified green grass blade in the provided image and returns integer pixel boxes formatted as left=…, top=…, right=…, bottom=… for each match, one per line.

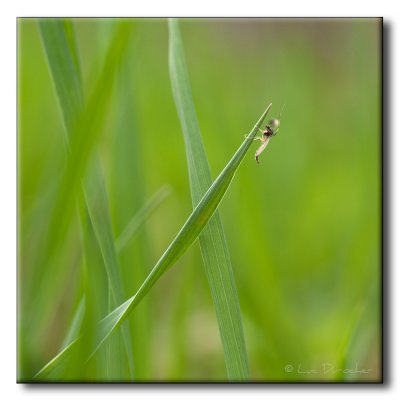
left=46, top=21, right=132, bottom=260
left=84, top=159, right=135, bottom=379
left=38, top=19, right=83, bottom=135
left=77, top=198, right=114, bottom=381
left=35, top=103, right=272, bottom=379
left=109, top=51, right=154, bottom=378
left=37, top=20, right=134, bottom=380
left=168, top=18, right=249, bottom=380
left=30, top=22, right=132, bottom=313
left=115, top=185, right=171, bottom=252
left=34, top=339, right=80, bottom=380
left=84, top=160, right=125, bottom=306
left=46, top=184, right=170, bottom=378
left=62, top=19, right=82, bottom=89
left=60, top=296, right=86, bottom=350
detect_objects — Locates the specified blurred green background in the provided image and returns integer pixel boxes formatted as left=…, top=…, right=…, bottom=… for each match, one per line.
left=18, top=18, right=381, bottom=382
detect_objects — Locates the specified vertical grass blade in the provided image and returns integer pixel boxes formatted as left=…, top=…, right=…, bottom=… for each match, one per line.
left=58, top=185, right=170, bottom=332
left=84, top=159, right=135, bottom=380
left=168, top=18, right=249, bottom=380
left=37, top=19, right=134, bottom=381
left=39, top=19, right=83, bottom=136
left=30, top=21, right=132, bottom=310
left=35, top=103, right=272, bottom=379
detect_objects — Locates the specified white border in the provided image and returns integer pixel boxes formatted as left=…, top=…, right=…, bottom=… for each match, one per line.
left=1, top=1, right=397, bottom=398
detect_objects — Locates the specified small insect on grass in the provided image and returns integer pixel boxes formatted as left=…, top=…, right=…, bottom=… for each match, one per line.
left=246, top=104, right=285, bottom=164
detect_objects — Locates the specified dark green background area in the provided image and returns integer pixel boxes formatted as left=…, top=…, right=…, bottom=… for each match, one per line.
left=18, top=18, right=381, bottom=381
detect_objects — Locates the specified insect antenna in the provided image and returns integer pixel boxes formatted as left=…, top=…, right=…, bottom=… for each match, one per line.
left=278, top=103, right=286, bottom=120
left=273, top=103, right=285, bottom=136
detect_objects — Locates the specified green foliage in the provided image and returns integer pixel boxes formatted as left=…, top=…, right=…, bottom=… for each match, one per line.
left=36, top=19, right=135, bottom=381
left=18, top=18, right=381, bottom=382
left=34, top=102, right=272, bottom=380
left=169, top=19, right=249, bottom=380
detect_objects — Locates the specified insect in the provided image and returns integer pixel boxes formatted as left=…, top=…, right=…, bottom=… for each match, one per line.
left=247, top=104, right=285, bottom=164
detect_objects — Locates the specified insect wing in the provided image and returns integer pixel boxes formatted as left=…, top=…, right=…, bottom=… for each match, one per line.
left=255, top=138, right=270, bottom=163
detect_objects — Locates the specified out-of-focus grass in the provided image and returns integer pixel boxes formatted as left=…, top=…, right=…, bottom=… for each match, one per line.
left=18, top=18, right=381, bottom=382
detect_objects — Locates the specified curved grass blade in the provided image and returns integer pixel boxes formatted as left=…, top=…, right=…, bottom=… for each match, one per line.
left=35, top=103, right=272, bottom=379
left=168, top=18, right=249, bottom=380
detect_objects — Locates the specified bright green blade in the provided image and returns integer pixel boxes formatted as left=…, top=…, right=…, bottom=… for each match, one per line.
left=38, top=19, right=83, bottom=136
left=37, top=19, right=135, bottom=381
left=168, top=18, right=249, bottom=381
left=30, top=21, right=132, bottom=313
left=35, top=103, right=272, bottom=379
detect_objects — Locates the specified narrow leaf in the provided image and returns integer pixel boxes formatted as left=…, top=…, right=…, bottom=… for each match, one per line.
left=37, top=20, right=134, bottom=380
left=84, top=159, right=135, bottom=379
left=168, top=18, right=249, bottom=380
left=115, top=185, right=171, bottom=252
left=46, top=185, right=170, bottom=366
left=39, top=19, right=83, bottom=135
left=60, top=297, right=86, bottom=350
left=31, top=22, right=133, bottom=313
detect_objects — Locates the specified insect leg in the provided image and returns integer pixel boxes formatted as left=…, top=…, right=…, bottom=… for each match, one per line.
left=244, top=134, right=263, bottom=141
